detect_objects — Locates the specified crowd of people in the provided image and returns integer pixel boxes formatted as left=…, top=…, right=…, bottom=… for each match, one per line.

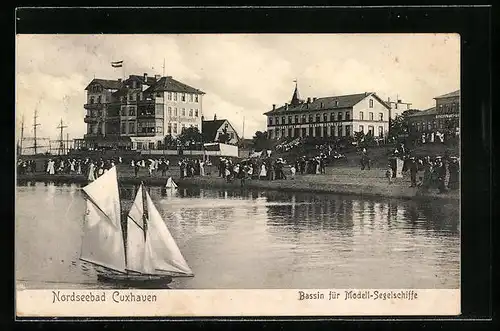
left=384, top=143, right=460, bottom=193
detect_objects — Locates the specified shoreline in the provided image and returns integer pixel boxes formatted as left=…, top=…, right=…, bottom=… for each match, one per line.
left=16, top=172, right=459, bottom=202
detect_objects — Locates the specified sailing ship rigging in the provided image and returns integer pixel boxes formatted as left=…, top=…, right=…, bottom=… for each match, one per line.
left=79, top=166, right=193, bottom=287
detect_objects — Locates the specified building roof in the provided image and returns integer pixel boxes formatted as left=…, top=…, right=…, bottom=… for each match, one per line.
left=434, top=90, right=460, bottom=99
left=126, top=75, right=157, bottom=86
left=264, top=92, right=390, bottom=115
left=202, top=119, right=227, bottom=142
left=85, top=79, right=123, bottom=90
left=407, top=107, right=438, bottom=117
left=144, top=76, right=205, bottom=94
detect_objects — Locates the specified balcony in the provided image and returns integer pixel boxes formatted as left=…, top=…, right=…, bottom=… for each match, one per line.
left=84, top=133, right=104, bottom=139
left=84, top=103, right=104, bottom=110
left=84, top=116, right=99, bottom=123
left=137, top=132, right=156, bottom=137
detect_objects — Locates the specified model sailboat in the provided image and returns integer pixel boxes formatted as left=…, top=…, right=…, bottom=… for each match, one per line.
left=79, top=167, right=193, bottom=287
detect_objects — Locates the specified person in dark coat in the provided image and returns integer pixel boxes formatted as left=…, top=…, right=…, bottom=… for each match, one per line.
left=408, top=156, right=418, bottom=187
left=448, top=157, right=460, bottom=190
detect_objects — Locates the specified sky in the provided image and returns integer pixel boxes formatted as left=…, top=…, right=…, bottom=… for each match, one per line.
left=16, top=34, right=460, bottom=142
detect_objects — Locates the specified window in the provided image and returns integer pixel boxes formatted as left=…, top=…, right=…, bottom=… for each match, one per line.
left=174, top=108, right=178, bottom=116
left=295, top=115, right=299, bottom=123
left=137, top=93, right=141, bottom=101
left=129, top=106, right=136, bottom=116
left=149, top=142, right=155, bottom=149
left=359, top=125, right=364, bottom=133
left=288, top=116, right=292, bottom=124
left=282, top=116, right=285, bottom=124
left=329, top=113, right=334, bottom=121
left=330, top=126, right=335, bottom=136
left=345, top=112, right=350, bottom=120
left=269, top=117, right=273, bottom=125
left=195, top=95, right=199, bottom=102
left=338, top=112, right=342, bottom=121
left=335, top=100, right=339, bottom=107
left=129, top=122, right=135, bottom=133
left=359, top=111, right=364, bottom=120
left=276, top=117, right=279, bottom=125
left=316, top=114, right=321, bottom=122
left=173, top=123, right=178, bottom=134
left=189, top=94, right=193, bottom=102
left=173, top=93, right=178, bottom=101
left=181, top=124, right=186, bottom=132
left=136, top=142, right=143, bottom=150
left=132, top=81, right=136, bottom=89
left=369, top=112, right=374, bottom=120
left=195, top=109, right=199, bottom=117
left=378, top=126, right=383, bottom=137
left=182, top=108, right=186, bottom=116
left=90, top=97, right=95, bottom=104
left=323, top=113, right=328, bottom=122
left=368, top=125, right=374, bottom=135
left=345, top=125, right=351, bottom=136
left=97, top=96, right=102, bottom=104
left=337, top=126, right=343, bottom=137
left=168, top=123, right=172, bottom=134
left=379, top=113, right=383, bottom=121
left=121, top=107, right=127, bottom=116
left=308, top=115, right=313, bottom=123
left=156, top=92, right=162, bottom=98
left=121, top=123, right=127, bottom=134
left=302, top=115, right=306, bottom=123
left=275, top=128, right=280, bottom=138
left=130, top=94, right=135, bottom=101
left=189, top=109, right=193, bottom=117
left=168, top=107, right=172, bottom=117
left=369, top=99, right=374, bottom=108
left=167, top=92, right=172, bottom=100
left=181, top=93, right=186, bottom=102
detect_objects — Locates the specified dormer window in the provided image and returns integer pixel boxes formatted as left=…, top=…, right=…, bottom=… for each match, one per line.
left=335, top=100, right=339, bottom=107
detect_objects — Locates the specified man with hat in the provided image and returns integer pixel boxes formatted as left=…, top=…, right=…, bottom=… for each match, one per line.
left=408, top=156, right=418, bottom=187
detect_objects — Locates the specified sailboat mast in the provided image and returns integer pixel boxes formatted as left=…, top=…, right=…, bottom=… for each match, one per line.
left=141, top=182, right=149, bottom=241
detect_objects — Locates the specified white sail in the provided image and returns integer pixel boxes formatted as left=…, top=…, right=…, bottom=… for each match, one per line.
left=126, top=184, right=146, bottom=273
left=80, top=166, right=126, bottom=273
left=165, top=177, right=178, bottom=189
left=143, top=191, right=194, bottom=276
left=80, top=198, right=126, bottom=273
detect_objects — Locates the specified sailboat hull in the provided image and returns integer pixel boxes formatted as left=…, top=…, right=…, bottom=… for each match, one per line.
left=97, top=273, right=173, bottom=289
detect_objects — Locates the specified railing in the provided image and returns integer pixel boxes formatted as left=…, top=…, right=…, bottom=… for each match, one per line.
left=137, top=132, right=157, bottom=137
left=84, top=103, right=104, bottom=109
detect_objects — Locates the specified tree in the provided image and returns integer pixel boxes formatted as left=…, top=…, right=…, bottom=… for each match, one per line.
left=388, top=109, right=419, bottom=141
left=163, top=134, right=178, bottom=149
left=217, top=126, right=231, bottom=144
left=178, top=127, right=203, bottom=148
left=252, top=130, right=271, bottom=151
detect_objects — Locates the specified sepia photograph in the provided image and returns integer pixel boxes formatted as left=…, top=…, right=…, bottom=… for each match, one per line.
left=15, top=33, right=461, bottom=316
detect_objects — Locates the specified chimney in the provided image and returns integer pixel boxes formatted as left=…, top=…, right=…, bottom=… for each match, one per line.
left=214, top=113, right=217, bottom=120
left=143, top=73, right=148, bottom=81
left=154, top=74, right=161, bottom=80
left=285, top=103, right=288, bottom=110
left=312, top=97, right=317, bottom=102
left=307, top=97, right=311, bottom=103
left=272, top=104, right=276, bottom=110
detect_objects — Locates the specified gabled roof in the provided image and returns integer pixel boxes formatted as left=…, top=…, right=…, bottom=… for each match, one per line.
left=85, top=79, right=123, bottom=90
left=202, top=119, right=227, bottom=142
left=264, top=92, right=390, bottom=115
left=407, top=107, right=438, bottom=117
left=434, top=90, right=460, bottom=99
left=144, top=76, right=205, bottom=94
left=126, top=75, right=157, bottom=86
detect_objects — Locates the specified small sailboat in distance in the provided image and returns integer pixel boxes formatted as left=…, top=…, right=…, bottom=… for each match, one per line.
left=165, top=177, right=178, bottom=189
left=79, top=167, right=193, bottom=288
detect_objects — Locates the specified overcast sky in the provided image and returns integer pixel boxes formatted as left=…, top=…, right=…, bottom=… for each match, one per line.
left=16, top=34, right=459, bottom=141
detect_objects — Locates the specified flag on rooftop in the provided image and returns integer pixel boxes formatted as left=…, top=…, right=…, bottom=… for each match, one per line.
left=111, top=61, right=123, bottom=68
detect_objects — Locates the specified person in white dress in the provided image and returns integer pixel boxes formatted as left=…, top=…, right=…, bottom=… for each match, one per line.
left=290, top=165, right=296, bottom=180
left=87, top=162, right=96, bottom=182
left=259, top=163, right=267, bottom=179
left=70, top=159, right=76, bottom=173
left=76, top=160, right=82, bottom=175
left=47, top=159, right=55, bottom=175
left=199, top=160, right=205, bottom=176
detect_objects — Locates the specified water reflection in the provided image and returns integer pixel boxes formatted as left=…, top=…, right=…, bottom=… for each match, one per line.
left=16, top=182, right=460, bottom=289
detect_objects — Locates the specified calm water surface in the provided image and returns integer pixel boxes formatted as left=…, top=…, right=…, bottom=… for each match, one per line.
left=16, top=182, right=460, bottom=289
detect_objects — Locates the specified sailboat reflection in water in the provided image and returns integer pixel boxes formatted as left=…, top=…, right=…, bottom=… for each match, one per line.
left=79, top=167, right=194, bottom=288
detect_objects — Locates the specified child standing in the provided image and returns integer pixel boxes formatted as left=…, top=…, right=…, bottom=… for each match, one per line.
left=290, top=165, right=296, bottom=180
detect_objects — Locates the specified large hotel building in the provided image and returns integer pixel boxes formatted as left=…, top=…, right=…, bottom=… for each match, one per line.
left=264, top=85, right=409, bottom=140
left=80, top=73, right=205, bottom=150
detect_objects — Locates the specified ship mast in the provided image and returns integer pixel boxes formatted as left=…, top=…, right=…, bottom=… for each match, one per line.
left=18, top=114, right=25, bottom=155
left=32, top=107, right=41, bottom=155
left=57, top=119, right=68, bottom=155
